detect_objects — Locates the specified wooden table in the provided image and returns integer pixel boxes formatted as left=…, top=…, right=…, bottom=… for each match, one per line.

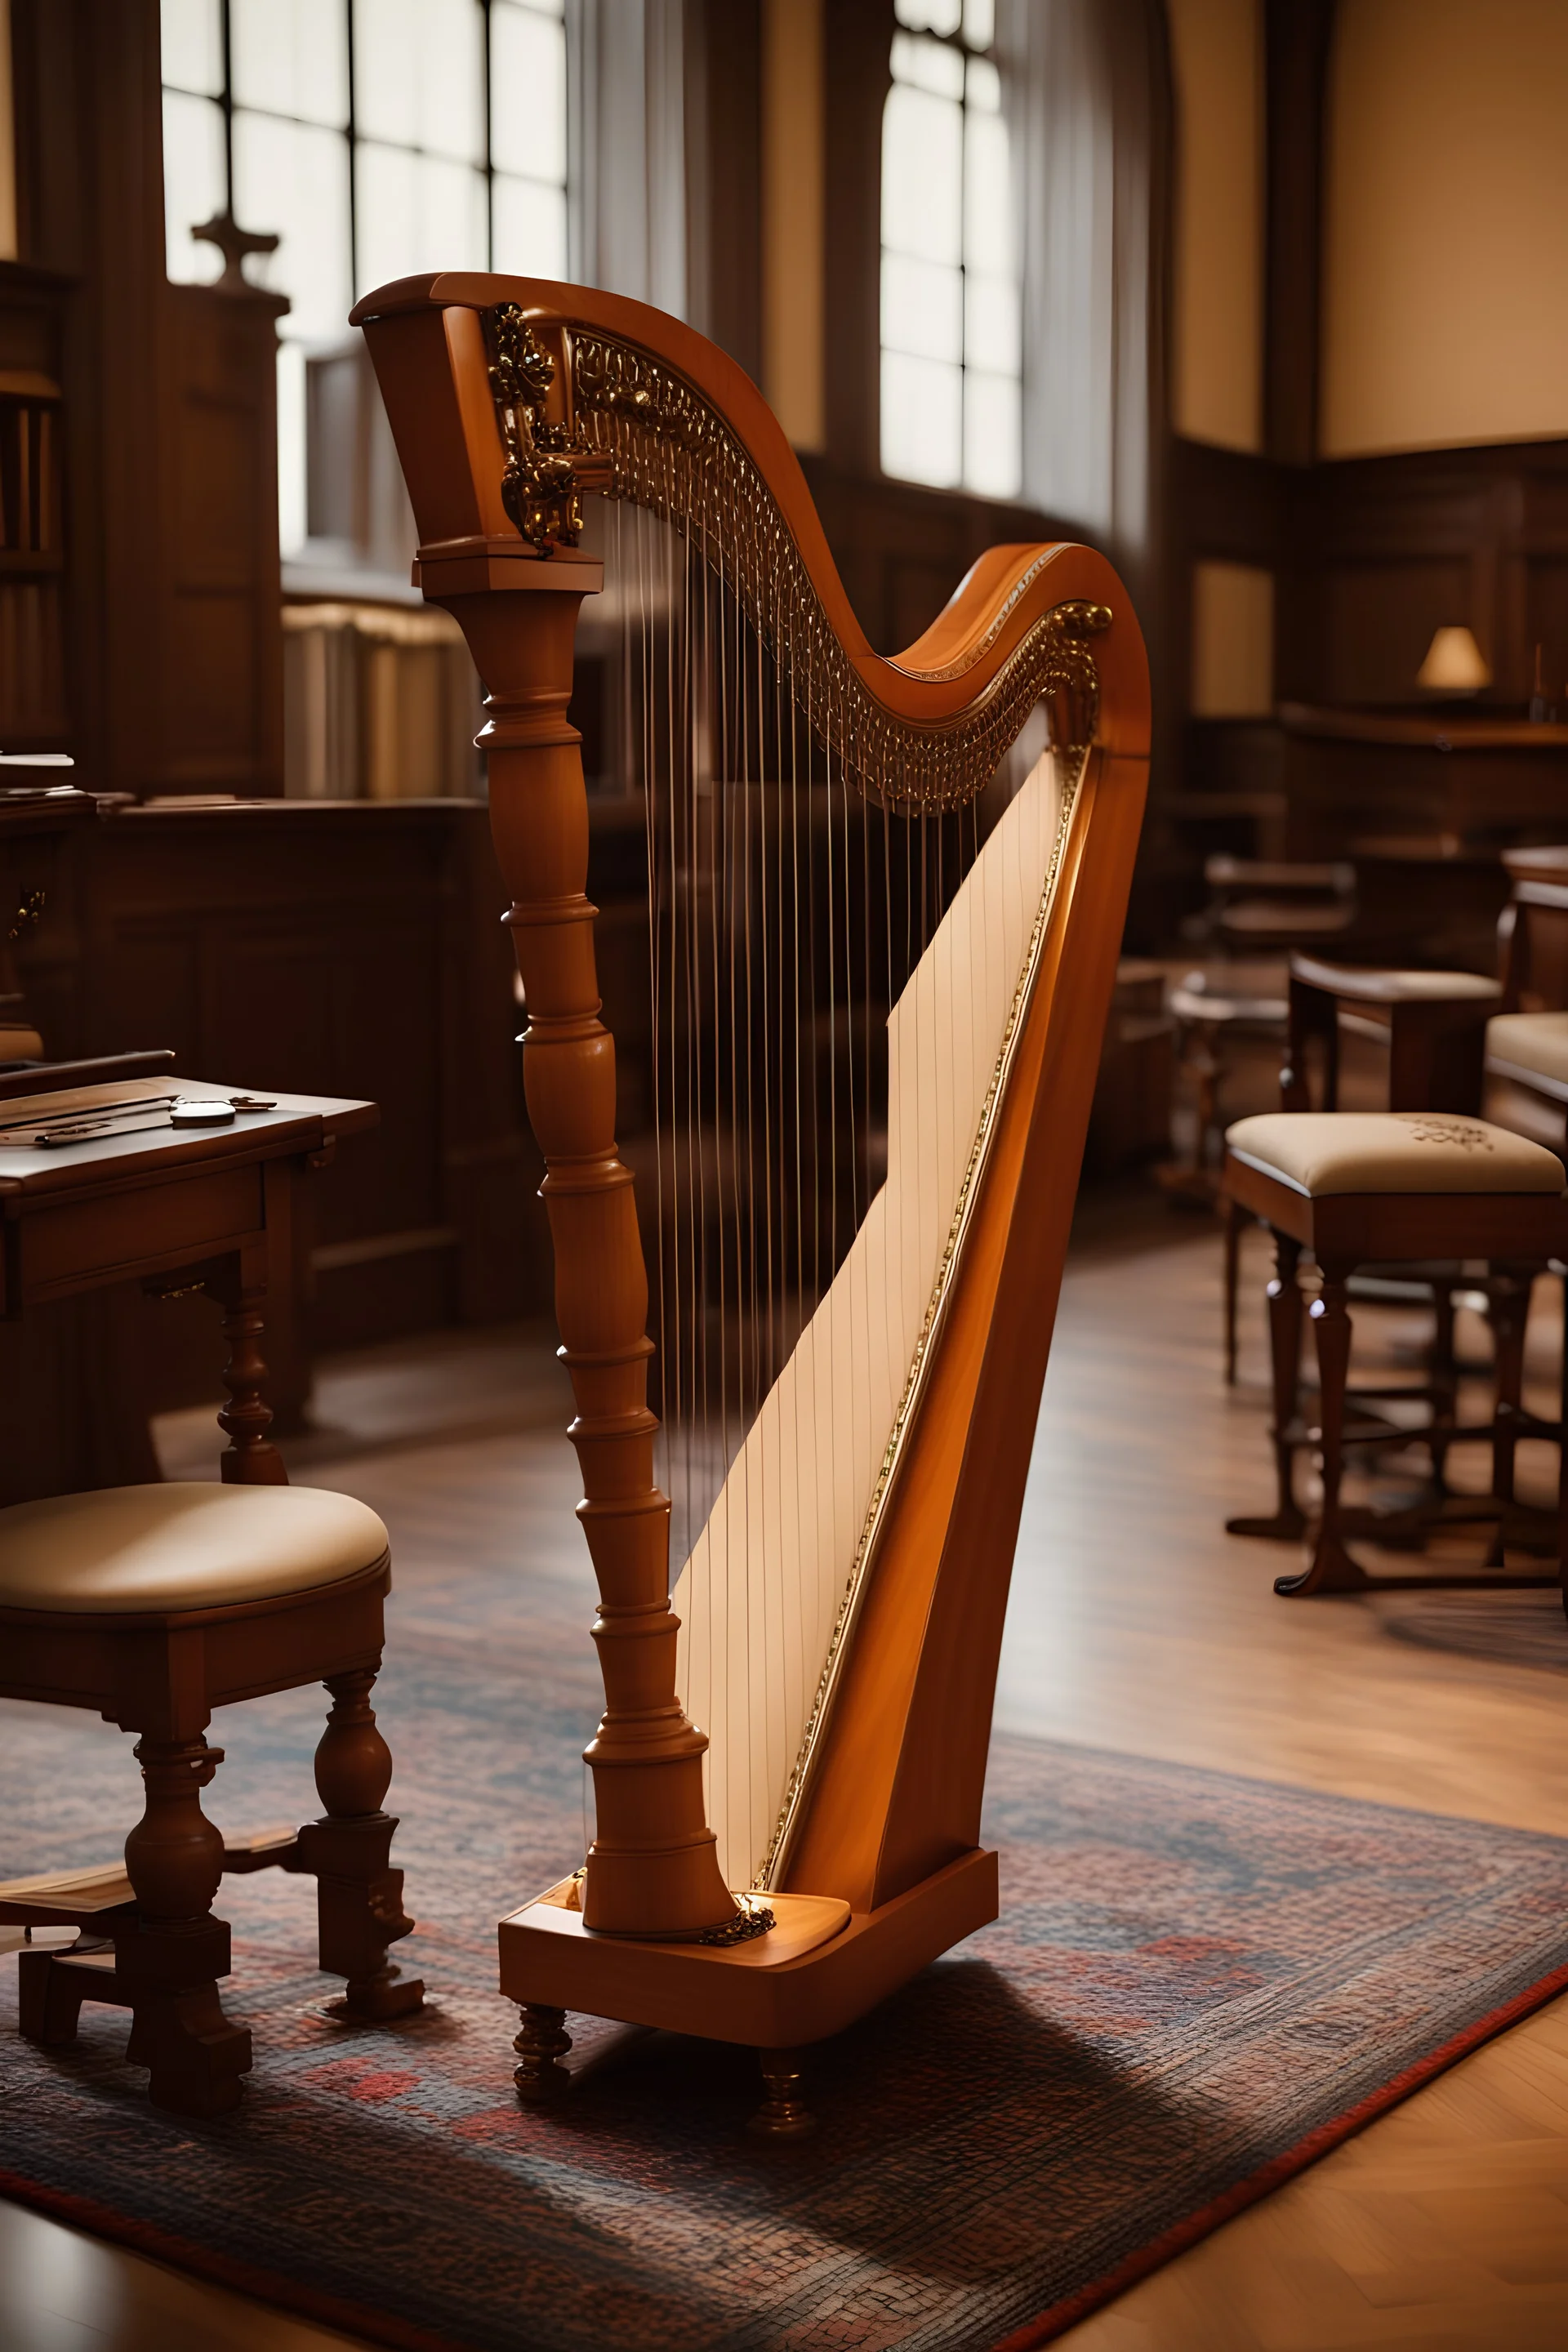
left=0, top=1074, right=376, bottom=1489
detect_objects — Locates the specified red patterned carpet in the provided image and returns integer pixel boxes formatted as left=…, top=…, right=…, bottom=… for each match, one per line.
left=2, top=1431, right=1568, bottom=2351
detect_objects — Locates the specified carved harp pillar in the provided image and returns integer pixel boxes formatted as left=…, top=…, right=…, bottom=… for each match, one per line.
left=355, top=274, right=1150, bottom=2066
left=405, top=315, right=736, bottom=1939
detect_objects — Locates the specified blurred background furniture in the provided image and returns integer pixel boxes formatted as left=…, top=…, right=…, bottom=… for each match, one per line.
left=1485, top=847, right=1568, bottom=1153
left=1195, top=854, right=1356, bottom=958
left=1282, top=956, right=1502, bottom=1118
left=1163, top=964, right=1289, bottom=1223
left=1083, top=960, right=1177, bottom=1180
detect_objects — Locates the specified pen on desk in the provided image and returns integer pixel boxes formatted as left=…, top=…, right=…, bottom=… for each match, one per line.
left=2, top=1095, right=276, bottom=1150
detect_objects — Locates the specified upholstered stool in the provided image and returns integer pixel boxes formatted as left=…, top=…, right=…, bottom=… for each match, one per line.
left=0, top=1482, right=422, bottom=2115
left=1222, top=1111, right=1568, bottom=1599
left=1227, top=959, right=1512, bottom=1503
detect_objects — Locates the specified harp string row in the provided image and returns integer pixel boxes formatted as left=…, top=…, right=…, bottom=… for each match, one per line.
left=566, top=324, right=1105, bottom=812
left=577, top=371, right=1103, bottom=1896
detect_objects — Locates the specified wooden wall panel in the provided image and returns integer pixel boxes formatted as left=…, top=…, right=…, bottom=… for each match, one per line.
left=24, top=801, right=546, bottom=1370
left=1319, top=557, right=1472, bottom=708
left=159, top=283, right=286, bottom=795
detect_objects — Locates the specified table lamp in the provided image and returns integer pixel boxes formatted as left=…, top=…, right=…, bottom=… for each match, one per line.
left=1416, top=625, right=1490, bottom=695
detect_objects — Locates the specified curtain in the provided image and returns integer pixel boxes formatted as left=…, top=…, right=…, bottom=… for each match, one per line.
left=568, top=0, right=691, bottom=315
left=999, top=0, right=1169, bottom=575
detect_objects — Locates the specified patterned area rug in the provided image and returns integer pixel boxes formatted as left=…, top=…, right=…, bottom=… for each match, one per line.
left=2, top=1449, right=1568, bottom=2351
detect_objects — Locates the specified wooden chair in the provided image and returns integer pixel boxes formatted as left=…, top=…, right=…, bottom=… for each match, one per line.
left=1281, top=954, right=1502, bottom=1120
left=1222, top=1111, right=1568, bottom=1598
left=1164, top=963, right=1288, bottom=1226
left=1201, top=855, right=1356, bottom=956
left=0, top=1481, right=422, bottom=2115
left=1483, top=847, right=1568, bottom=1156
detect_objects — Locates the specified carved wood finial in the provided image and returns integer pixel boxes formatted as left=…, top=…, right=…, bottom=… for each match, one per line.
left=190, top=212, right=281, bottom=296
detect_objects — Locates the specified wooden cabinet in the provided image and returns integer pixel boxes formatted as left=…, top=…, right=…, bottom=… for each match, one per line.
left=6, top=797, right=544, bottom=1437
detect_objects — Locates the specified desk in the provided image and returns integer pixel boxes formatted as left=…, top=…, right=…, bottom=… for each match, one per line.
left=1280, top=706, right=1568, bottom=854
left=0, top=1075, right=375, bottom=1491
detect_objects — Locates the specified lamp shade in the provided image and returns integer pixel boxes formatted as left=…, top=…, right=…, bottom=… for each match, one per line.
left=1417, top=626, right=1490, bottom=693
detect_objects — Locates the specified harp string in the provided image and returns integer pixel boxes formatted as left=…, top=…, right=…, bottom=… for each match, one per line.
left=605, top=497, right=1031, bottom=1881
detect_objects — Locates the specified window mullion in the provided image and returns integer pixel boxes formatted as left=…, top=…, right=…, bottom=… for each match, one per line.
left=345, top=0, right=359, bottom=300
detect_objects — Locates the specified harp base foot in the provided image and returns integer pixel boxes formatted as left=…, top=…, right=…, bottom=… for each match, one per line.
left=513, top=2002, right=572, bottom=2102
left=748, top=2047, right=816, bottom=2139
left=498, top=1846, right=997, bottom=2052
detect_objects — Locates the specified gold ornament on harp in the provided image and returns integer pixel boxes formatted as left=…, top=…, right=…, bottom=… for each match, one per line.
left=485, top=304, right=591, bottom=551
left=482, top=308, right=1111, bottom=804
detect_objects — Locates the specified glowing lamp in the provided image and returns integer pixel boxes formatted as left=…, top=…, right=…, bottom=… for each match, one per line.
left=1416, top=626, right=1490, bottom=694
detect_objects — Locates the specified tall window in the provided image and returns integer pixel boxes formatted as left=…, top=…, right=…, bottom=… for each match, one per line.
left=159, top=0, right=568, bottom=555
left=880, top=0, right=1020, bottom=500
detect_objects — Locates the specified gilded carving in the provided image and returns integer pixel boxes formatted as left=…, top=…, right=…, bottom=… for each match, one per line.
left=483, top=310, right=1110, bottom=808
left=484, top=305, right=588, bottom=551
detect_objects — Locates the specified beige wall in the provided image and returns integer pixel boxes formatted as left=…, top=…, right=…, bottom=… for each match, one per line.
left=1322, top=0, right=1568, bottom=458
left=1168, top=0, right=1264, bottom=453
left=761, top=0, right=825, bottom=451
left=1191, top=560, right=1275, bottom=716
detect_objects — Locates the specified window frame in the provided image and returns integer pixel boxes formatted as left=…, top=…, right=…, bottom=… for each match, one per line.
left=878, top=0, right=1022, bottom=501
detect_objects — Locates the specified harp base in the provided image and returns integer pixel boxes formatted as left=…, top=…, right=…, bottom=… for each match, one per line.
left=497, top=1845, right=998, bottom=2054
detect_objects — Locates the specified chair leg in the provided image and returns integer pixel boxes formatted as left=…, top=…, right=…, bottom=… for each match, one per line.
left=1276, top=1259, right=1371, bottom=1597
left=1428, top=1281, right=1458, bottom=1497
left=1484, top=1266, right=1535, bottom=1562
left=1223, top=1199, right=1242, bottom=1386
left=295, top=1667, right=424, bottom=2022
left=118, top=1734, right=252, bottom=2116
left=1227, top=1227, right=1307, bottom=1540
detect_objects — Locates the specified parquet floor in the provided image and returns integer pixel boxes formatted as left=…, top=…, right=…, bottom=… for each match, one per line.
left=6, top=1204, right=1568, bottom=2349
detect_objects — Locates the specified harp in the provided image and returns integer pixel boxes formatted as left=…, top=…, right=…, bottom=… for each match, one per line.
left=354, top=274, right=1149, bottom=2114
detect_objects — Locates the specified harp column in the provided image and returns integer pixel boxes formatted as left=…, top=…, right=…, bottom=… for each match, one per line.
left=426, top=549, right=737, bottom=1940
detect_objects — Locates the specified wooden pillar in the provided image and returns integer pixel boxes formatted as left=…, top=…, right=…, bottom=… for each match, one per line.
left=434, top=568, right=737, bottom=1942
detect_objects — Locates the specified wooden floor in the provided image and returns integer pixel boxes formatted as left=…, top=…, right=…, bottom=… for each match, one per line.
left=5, top=1201, right=1568, bottom=2349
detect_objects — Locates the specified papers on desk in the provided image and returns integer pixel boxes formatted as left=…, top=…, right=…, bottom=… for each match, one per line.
left=0, top=1080, right=278, bottom=1152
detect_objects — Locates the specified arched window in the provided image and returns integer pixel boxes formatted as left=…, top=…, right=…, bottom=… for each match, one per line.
left=160, top=0, right=570, bottom=555
left=880, top=0, right=1020, bottom=498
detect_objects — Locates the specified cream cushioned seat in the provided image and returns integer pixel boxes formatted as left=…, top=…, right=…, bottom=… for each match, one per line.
left=1294, top=960, right=1501, bottom=1005
left=1487, top=1012, right=1568, bottom=1090
left=1225, top=1111, right=1566, bottom=1199
left=0, top=1483, right=390, bottom=1614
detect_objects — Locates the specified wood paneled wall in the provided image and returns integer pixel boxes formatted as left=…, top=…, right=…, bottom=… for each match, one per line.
left=1165, top=0, right=1568, bottom=935
left=8, top=0, right=286, bottom=799
left=13, top=800, right=543, bottom=1355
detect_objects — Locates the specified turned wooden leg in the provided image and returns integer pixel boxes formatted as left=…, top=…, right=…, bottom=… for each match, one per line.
left=1486, top=1268, right=1533, bottom=1561
left=1227, top=1227, right=1307, bottom=1540
left=1223, top=1199, right=1242, bottom=1386
left=748, top=2047, right=816, bottom=2140
left=118, top=1734, right=252, bottom=2116
left=1428, top=1281, right=1458, bottom=1496
left=204, top=1257, right=287, bottom=1486
left=295, top=1668, right=423, bottom=2022
left=513, top=2004, right=572, bottom=2102
left=1277, top=1258, right=1370, bottom=1597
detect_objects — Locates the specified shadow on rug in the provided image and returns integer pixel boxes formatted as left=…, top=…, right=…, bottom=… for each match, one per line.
left=2, top=1550, right=1568, bottom=2350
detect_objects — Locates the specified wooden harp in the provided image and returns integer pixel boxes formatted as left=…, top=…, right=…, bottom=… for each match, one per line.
left=354, top=274, right=1150, bottom=2102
